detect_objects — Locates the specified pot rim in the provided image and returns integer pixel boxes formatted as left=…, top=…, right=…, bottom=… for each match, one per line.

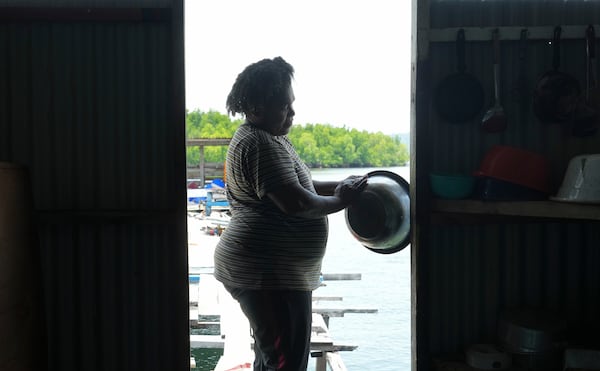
left=345, top=170, right=411, bottom=254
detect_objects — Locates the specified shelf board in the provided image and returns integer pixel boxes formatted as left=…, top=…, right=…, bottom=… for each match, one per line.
left=430, top=199, right=600, bottom=222
left=428, top=25, right=600, bottom=42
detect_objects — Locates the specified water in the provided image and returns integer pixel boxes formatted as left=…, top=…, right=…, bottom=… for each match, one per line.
left=309, top=166, right=411, bottom=371
left=191, top=166, right=411, bottom=371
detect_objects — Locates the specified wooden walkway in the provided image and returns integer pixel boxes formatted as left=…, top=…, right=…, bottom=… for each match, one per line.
left=189, top=273, right=377, bottom=371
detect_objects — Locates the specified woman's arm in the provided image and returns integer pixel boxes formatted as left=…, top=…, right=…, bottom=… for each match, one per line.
left=267, top=176, right=367, bottom=219
left=267, top=182, right=348, bottom=218
left=313, top=180, right=339, bottom=196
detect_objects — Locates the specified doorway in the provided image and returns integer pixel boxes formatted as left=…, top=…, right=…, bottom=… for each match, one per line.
left=184, top=1, right=413, bottom=370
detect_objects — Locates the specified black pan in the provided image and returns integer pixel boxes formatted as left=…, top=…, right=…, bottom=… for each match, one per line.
left=434, top=29, right=484, bottom=124
left=533, top=26, right=581, bottom=125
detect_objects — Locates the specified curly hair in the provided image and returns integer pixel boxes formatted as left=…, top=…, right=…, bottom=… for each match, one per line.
left=226, top=57, right=294, bottom=116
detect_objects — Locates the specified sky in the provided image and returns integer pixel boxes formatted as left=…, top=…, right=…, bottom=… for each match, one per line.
left=184, top=1, right=412, bottom=135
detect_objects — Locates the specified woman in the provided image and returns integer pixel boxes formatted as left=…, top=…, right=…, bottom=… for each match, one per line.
left=214, top=56, right=366, bottom=371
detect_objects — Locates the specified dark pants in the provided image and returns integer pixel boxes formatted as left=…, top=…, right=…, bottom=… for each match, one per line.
left=225, top=287, right=313, bottom=371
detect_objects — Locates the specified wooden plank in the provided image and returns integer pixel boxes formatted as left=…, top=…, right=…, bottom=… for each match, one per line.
left=187, top=167, right=225, bottom=180
left=189, top=321, right=220, bottom=330
left=327, top=352, right=348, bottom=371
left=0, top=7, right=170, bottom=22
left=35, top=210, right=179, bottom=225
left=431, top=199, right=600, bottom=222
left=311, top=344, right=358, bottom=352
left=313, top=308, right=378, bottom=318
left=311, top=334, right=333, bottom=347
left=186, top=138, right=232, bottom=146
left=429, top=25, right=600, bottom=42
left=321, top=273, right=361, bottom=281
left=315, top=354, right=327, bottom=371
left=311, top=313, right=329, bottom=333
left=190, top=334, right=224, bottom=349
left=313, top=296, right=343, bottom=301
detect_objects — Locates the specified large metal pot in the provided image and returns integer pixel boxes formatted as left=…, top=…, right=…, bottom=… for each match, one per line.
left=345, top=170, right=410, bottom=254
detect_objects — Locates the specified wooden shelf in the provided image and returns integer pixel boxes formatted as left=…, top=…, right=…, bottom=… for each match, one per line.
left=428, top=24, right=600, bottom=42
left=430, top=199, right=600, bottom=222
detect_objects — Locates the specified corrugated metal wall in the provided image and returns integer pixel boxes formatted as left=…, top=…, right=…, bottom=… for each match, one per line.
left=426, top=222, right=600, bottom=354
left=418, top=0, right=600, bottom=364
left=427, top=1, right=600, bottom=183
left=0, top=0, right=171, bottom=6
left=0, top=4, right=188, bottom=371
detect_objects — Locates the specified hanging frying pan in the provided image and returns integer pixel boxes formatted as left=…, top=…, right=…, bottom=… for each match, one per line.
left=533, top=26, right=581, bottom=125
left=434, top=29, right=485, bottom=124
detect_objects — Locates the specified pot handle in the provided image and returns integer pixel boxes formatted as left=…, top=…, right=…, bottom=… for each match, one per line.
left=552, top=26, right=562, bottom=71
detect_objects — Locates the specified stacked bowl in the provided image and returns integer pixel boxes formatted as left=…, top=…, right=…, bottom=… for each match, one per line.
left=474, top=146, right=552, bottom=201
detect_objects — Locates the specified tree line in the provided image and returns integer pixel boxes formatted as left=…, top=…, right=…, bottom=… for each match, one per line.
left=186, top=109, right=409, bottom=168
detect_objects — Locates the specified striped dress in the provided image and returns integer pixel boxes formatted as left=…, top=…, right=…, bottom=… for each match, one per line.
left=214, top=123, right=328, bottom=291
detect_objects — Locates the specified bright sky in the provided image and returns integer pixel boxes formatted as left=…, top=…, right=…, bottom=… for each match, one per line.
left=184, top=1, right=412, bottom=134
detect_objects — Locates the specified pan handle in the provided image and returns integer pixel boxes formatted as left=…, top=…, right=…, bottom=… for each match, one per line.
left=587, top=25, right=596, bottom=92
left=457, top=29, right=467, bottom=73
left=519, top=29, right=528, bottom=61
left=552, top=26, right=562, bottom=71
left=587, top=25, right=596, bottom=59
left=492, top=28, right=500, bottom=65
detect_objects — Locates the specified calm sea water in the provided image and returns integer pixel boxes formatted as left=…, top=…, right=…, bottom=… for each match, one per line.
left=309, top=166, right=411, bottom=371
left=191, top=166, right=411, bottom=371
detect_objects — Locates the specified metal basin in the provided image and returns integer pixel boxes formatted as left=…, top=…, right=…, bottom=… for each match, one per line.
left=345, top=170, right=411, bottom=254
left=497, top=309, right=567, bottom=354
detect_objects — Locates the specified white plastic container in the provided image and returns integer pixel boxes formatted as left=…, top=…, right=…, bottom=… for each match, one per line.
left=465, top=344, right=512, bottom=370
left=551, top=154, right=600, bottom=204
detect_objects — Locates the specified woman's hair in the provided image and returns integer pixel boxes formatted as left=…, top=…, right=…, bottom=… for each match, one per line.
left=226, top=57, right=294, bottom=116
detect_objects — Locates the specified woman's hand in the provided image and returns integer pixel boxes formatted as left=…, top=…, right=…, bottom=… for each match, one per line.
left=334, top=175, right=368, bottom=203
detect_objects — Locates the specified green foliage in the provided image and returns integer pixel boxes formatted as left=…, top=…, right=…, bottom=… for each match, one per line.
left=185, top=109, right=409, bottom=168
left=186, top=110, right=243, bottom=166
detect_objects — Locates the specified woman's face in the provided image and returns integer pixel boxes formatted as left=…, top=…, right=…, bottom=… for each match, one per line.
left=256, top=85, right=296, bottom=136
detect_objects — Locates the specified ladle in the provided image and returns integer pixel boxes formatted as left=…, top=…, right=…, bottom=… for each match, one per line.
left=482, top=29, right=507, bottom=133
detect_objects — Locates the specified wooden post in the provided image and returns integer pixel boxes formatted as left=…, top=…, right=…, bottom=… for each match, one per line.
left=315, top=353, right=327, bottom=371
left=0, top=163, right=46, bottom=370
left=199, top=145, right=205, bottom=186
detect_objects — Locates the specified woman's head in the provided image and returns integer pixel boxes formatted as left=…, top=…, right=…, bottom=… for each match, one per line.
left=226, top=57, right=296, bottom=135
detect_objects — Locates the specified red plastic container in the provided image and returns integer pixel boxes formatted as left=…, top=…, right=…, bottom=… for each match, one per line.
left=474, top=146, right=551, bottom=194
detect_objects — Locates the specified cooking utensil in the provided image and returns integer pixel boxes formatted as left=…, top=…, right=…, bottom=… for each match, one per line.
left=533, top=26, right=581, bottom=125
left=572, top=25, right=600, bottom=137
left=514, top=29, right=530, bottom=119
left=482, top=29, right=507, bottom=133
left=434, top=29, right=484, bottom=124
left=497, top=309, right=567, bottom=354
left=345, top=170, right=410, bottom=254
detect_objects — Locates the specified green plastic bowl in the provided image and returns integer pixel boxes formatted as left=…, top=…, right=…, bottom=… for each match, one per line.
left=429, top=173, right=476, bottom=199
